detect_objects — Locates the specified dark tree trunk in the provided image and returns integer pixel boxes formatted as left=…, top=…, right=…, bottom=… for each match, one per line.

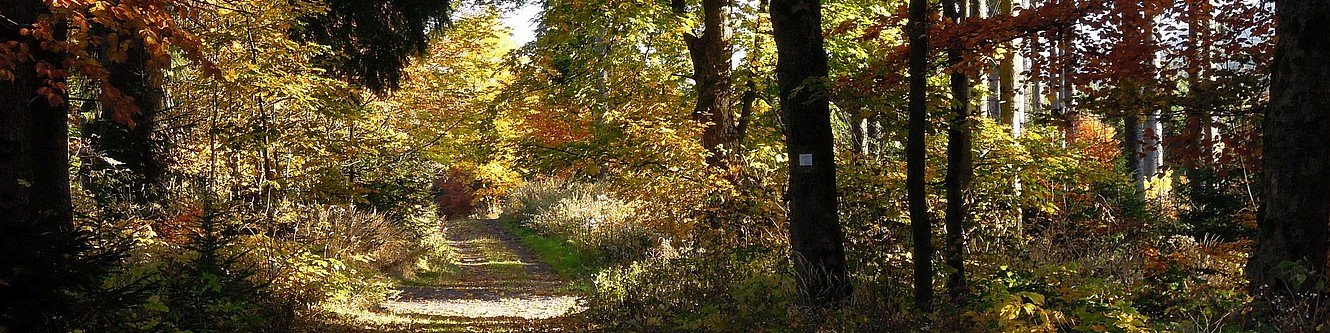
left=1, top=2, right=81, bottom=328
left=676, top=0, right=738, bottom=168
left=736, top=79, right=757, bottom=148
left=1, top=0, right=72, bottom=229
left=1246, top=0, right=1330, bottom=296
left=906, top=0, right=935, bottom=313
left=942, top=0, right=972, bottom=304
left=83, top=43, right=165, bottom=206
left=770, top=0, right=852, bottom=306
left=1124, top=114, right=1144, bottom=192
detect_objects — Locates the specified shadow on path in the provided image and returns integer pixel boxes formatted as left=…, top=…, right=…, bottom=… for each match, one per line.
left=334, top=219, right=585, bottom=332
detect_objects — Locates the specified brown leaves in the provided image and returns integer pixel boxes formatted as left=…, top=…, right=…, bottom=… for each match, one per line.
left=0, top=0, right=217, bottom=125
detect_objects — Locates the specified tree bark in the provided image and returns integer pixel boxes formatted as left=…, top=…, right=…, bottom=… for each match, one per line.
left=997, top=0, right=1018, bottom=127
left=941, top=0, right=972, bottom=304
left=1052, top=27, right=1075, bottom=142
left=83, top=42, right=165, bottom=206
left=1124, top=114, right=1145, bottom=193
left=1, top=0, right=72, bottom=229
left=906, top=0, right=935, bottom=313
left=676, top=0, right=738, bottom=168
left=1142, top=110, right=1162, bottom=180
left=1246, top=0, right=1330, bottom=296
left=770, top=0, right=852, bottom=307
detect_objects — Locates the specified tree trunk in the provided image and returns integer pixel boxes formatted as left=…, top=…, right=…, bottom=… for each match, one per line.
left=1142, top=110, right=1162, bottom=180
left=0, top=0, right=73, bottom=229
left=1246, top=0, right=1330, bottom=296
left=906, top=0, right=935, bottom=313
left=677, top=0, right=738, bottom=168
left=1052, top=27, right=1075, bottom=142
left=850, top=110, right=866, bottom=157
left=866, top=115, right=881, bottom=157
left=1, top=3, right=76, bottom=327
left=770, top=0, right=852, bottom=307
left=1183, top=0, right=1215, bottom=167
left=1025, top=0, right=1043, bottom=118
left=84, top=43, right=165, bottom=206
left=1141, top=9, right=1162, bottom=187
left=1124, top=114, right=1145, bottom=193
left=997, top=0, right=1018, bottom=128
left=941, top=0, right=973, bottom=304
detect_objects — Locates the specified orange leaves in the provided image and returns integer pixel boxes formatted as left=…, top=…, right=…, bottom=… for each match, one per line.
left=852, top=0, right=1095, bottom=87
left=928, top=0, right=1093, bottom=67
left=1, top=0, right=218, bottom=125
left=99, top=82, right=139, bottom=127
left=523, top=110, right=593, bottom=146
left=1067, top=117, right=1119, bottom=166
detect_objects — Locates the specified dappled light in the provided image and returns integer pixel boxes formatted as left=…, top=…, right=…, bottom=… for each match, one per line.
left=2, top=0, right=1327, bottom=331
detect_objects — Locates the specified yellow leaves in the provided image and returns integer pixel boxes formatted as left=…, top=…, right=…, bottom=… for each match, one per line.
left=979, top=288, right=1067, bottom=333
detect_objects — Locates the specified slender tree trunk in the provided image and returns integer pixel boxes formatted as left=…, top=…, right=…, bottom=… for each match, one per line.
left=1142, top=110, right=1162, bottom=180
left=1183, top=0, right=1214, bottom=166
left=770, top=0, right=852, bottom=307
left=1120, top=0, right=1146, bottom=191
left=1, top=0, right=72, bottom=229
left=850, top=109, right=866, bottom=157
left=1124, top=114, right=1145, bottom=193
left=997, top=0, right=1018, bottom=127
left=1246, top=0, right=1330, bottom=296
left=1028, top=50, right=1042, bottom=117
left=1052, top=27, right=1075, bottom=142
left=1141, top=10, right=1162, bottom=187
left=737, top=80, right=757, bottom=148
left=866, top=116, right=881, bottom=157
left=941, top=0, right=972, bottom=304
left=906, top=0, right=935, bottom=313
left=676, top=0, right=738, bottom=168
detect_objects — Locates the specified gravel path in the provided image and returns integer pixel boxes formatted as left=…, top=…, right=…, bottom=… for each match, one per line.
left=374, top=218, right=584, bottom=330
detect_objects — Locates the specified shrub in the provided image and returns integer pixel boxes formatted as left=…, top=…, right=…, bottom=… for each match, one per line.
left=967, top=264, right=1151, bottom=333
left=584, top=247, right=798, bottom=332
left=285, top=204, right=418, bottom=272
left=432, top=168, right=477, bottom=220
left=504, top=179, right=659, bottom=266
left=502, top=179, right=598, bottom=220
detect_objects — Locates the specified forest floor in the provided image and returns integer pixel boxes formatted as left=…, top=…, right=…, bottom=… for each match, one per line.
left=327, top=218, right=586, bottom=332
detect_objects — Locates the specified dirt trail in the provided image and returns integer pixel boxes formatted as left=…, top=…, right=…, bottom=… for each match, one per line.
left=342, top=219, right=584, bottom=332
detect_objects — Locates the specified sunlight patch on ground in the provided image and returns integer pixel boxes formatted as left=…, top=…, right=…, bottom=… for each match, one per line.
left=382, top=294, right=583, bottom=320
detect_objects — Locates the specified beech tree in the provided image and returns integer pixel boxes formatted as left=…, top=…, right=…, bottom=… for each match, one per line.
left=1246, top=0, right=1330, bottom=297
left=995, top=0, right=1020, bottom=128
left=770, top=0, right=852, bottom=306
left=672, top=0, right=741, bottom=168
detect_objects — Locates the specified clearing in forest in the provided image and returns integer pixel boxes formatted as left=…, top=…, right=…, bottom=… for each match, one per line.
left=336, top=218, right=585, bottom=332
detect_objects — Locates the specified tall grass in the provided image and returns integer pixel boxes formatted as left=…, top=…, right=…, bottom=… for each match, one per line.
left=502, top=179, right=659, bottom=268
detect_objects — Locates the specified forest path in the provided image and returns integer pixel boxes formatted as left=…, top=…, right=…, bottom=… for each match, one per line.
left=339, top=218, right=585, bottom=332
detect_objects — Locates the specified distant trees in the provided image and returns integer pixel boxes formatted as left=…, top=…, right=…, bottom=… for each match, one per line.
left=770, top=0, right=852, bottom=307
left=1246, top=0, right=1330, bottom=297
